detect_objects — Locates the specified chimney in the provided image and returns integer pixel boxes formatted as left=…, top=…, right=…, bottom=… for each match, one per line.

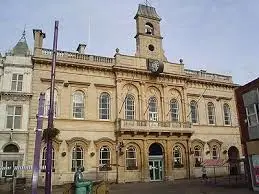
left=76, top=44, right=86, bottom=54
left=33, top=29, right=46, bottom=49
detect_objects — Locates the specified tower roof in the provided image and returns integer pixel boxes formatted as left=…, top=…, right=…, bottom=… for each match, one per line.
left=134, top=4, right=161, bottom=21
left=12, top=30, right=30, bottom=56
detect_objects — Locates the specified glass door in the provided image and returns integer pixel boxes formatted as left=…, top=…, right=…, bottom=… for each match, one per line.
left=149, top=160, right=163, bottom=181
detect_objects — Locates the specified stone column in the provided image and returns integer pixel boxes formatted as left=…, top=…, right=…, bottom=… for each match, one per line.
left=140, top=81, right=145, bottom=120
left=166, top=139, right=173, bottom=181
left=142, top=139, right=149, bottom=182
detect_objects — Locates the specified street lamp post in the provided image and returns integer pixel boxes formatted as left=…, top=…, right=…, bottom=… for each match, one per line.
left=45, top=20, right=59, bottom=194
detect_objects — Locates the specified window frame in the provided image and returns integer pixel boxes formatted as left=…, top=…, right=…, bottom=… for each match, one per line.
left=41, top=147, right=55, bottom=171
left=194, top=145, right=203, bottom=167
left=99, top=146, right=111, bottom=171
left=245, top=104, right=259, bottom=127
left=11, top=73, right=23, bottom=92
left=71, top=145, right=84, bottom=172
left=223, top=103, right=231, bottom=126
left=207, top=102, right=215, bottom=125
left=173, top=145, right=183, bottom=168
left=125, top=146, right=137, bottom=170
left=170, top=99, right=179, bottom=122
left=44, top=89, right=58, bottom=117
left=190, top=100, right=198, bottom=124
left=125, top=94, right=135, bottom=120
left=148, top=96, right=158, bottom=121
left=99, top=92, right=111, bottom=120
left=6, top=105, right=22, bottom=129
left=73, top=91, right=85, bottom=119
left=212, top=145, right=219, bottom=160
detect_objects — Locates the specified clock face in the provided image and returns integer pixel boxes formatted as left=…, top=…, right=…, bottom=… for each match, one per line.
left=149, top=60, right=160, bottom=73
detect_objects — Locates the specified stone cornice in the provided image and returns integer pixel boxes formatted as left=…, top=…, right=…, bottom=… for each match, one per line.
left=94, top=83, right=116, bottom=88
left=40, top=78, right=64, bottom=84
left=187, top=93, right=232, bottom=100
left=0, top=91, right=33, bottom=101
left=65, top=81, right=91, bottom=87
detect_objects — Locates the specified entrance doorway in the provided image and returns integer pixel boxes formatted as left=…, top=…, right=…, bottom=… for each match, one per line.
left=149, top=143, right=163, bottom=181
left=228, top=146, right=240, bottom=175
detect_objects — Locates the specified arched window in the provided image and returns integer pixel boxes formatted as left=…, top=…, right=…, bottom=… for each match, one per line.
left=223, top=104, right=231, bottom=125
left=99, top=146, right=111, bottom=171
left=148, top=97, right=158, bottom=122
left=3, top=144, right=19, bottom=152
left=173, top=145, right=183, bottom=168
left=126, top=146, right=137, bottom=170
left=125, top=95, right=135, bottom=120
left=42, top=147, right=55, bottom=169
left=190, top=100, right=198, bottom=123
left=170, top=99, right=179, bottom=122
left=73, top=91, right=85, bottom=119
left=207, top=102, right=215, bottom=124
left=99, top=92, right=110, bottom=120
left=194, top=145, right=203, bottom=167
left=44, top=89, right=58, bottom=117
left=145, top=22, right=154, bottom=35
left=212, top=145, right=219, bottom=159
left=72, top=145, right=84, bottom=171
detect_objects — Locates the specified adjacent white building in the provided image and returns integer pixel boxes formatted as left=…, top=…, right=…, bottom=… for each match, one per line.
left=0, top=31, right=32, bottom=179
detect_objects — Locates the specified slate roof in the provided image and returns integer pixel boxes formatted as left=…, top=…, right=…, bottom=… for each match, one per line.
left=12, top=31, right=30, bottom=56
left=135, top=4, right=161, bottom=21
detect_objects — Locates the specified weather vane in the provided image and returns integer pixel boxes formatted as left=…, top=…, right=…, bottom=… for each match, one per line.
left=145, top=0, right=151, bottom=6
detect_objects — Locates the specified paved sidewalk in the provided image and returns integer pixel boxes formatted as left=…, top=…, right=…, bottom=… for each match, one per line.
left=110, top=179, right=254, bottom=194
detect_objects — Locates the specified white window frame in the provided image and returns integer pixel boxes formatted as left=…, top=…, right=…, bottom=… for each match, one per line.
left=194, top=145, right=203, bottom=167
left=99, top=93, right=110, bottom=120
left=42, top=147, right=55, bottom=170
left=11, top=74, right=23, bottom=92
left=99, top=146, right=111, bottom=166
left=173, top=145, right=183, bottom=166
left=44, top=89, right=58, bottom=117
left=73, top=91, right=85, bottom=119
left=72, top=145, right=84, bottom=171
left=170, top=99, right=179, bottom=122
left=207, top=102, right=215, bottom=125
left=190, top=101, right=198, bottom=124
left=6, top=105, right=22, bottom=129
left=245, top=104, right=259, bottom=127
left=126, top=146, right=137, bottom=170
left=223, top=103, right=231, bottom=125
left=148, top=96, right=158, bottom=121
left=212, top=145, right=219, bottom=160
left=125, top=95, right=135, bottom=120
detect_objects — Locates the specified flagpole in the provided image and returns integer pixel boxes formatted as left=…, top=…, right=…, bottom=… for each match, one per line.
left=45, top=20, right=59, bottom=194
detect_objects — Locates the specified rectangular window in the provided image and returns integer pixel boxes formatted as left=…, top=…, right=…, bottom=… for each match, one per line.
left=11, top=74, right=23, bottom=91
left=1, top=161, right=18, bottom=177
left=246, top=104, right=259, bottom=127
left=6, top=106, right=22, bottom=129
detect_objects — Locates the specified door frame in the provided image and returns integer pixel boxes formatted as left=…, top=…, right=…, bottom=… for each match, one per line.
left=149, top=156, right=163, bottom=181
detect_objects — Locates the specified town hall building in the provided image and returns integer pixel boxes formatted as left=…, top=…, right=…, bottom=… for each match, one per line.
left=26, top=4, right=242, bottom=184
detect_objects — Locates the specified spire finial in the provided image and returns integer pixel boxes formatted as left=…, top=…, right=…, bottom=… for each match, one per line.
left=145, top=0, right=151, bottom=6
left=22, top=24, right=26, bottom=38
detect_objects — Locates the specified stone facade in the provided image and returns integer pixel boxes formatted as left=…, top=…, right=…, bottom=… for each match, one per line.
left=26, top=4, right=242, bottom=185
left=0, top=32, right=32, bottom=179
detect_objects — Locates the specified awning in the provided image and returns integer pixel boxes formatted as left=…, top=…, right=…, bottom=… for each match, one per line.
left=201, top=159, right=226, bottom=167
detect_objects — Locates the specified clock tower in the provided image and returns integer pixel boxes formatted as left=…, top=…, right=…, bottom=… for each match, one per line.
left=134, top=4, right=167, bottom=61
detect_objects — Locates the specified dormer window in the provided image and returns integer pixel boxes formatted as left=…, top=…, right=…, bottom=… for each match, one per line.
left=145, top=23, right=154, bottom=35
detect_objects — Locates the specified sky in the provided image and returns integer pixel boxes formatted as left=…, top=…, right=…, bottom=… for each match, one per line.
left=0, top=0, right=258, bottom=85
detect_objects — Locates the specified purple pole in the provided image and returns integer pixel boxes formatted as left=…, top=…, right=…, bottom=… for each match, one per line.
left=31, top=93, right=45, bottom=194
left=45, top=21, right=59, bottom=194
